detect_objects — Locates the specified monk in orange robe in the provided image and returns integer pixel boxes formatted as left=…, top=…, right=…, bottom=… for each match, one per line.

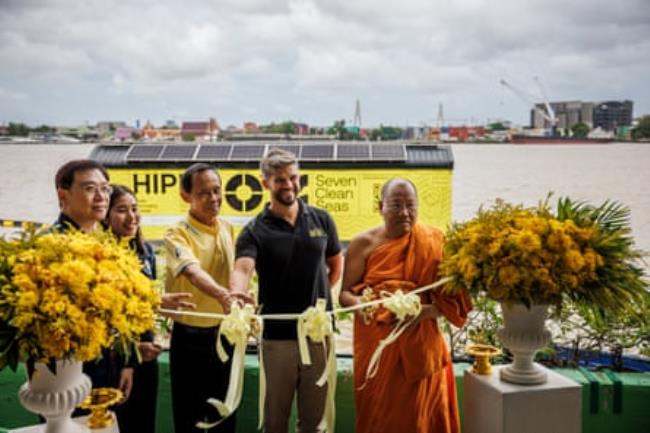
left=340, top=178, right=472, bottom=433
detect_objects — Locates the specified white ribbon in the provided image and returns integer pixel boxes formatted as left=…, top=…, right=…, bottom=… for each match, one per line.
left=319, top=337, right=337, bottom=433
left=357, top=289, right=422, bottom=390
left=357, top=318, right=414, bottom=390
left=257, top=333, right=266, bottom=431
left=196, top=304, right=260, bottom=430
left=158, top=277, right=450, bottom=322
left=381, top=289, right=422, bottom=320
left=157, top=278, right=452, bottom=431
left=297, top=298, right=332, bottom=368
left=296, top=298, right=336, bottom=432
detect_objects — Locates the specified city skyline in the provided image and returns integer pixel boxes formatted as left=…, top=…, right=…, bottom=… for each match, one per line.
left=1, top=0, right=649, bottom=128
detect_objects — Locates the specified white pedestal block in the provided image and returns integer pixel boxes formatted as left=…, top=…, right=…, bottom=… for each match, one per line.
left=464, top=365, right=581, bottom=433
left=6, top=414, right=119, bottom=433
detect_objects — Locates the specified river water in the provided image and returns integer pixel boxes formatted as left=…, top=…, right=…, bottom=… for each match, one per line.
left=1, top=142, right=647, bottom=254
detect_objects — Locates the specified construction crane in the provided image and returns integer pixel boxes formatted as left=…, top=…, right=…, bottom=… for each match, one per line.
left=533, top=76, right=556, bottom=127
left=500, top=78, right=558, bottom=134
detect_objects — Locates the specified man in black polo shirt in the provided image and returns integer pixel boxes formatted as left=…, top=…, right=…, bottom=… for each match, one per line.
left=230, top=148, right=343, bottom=433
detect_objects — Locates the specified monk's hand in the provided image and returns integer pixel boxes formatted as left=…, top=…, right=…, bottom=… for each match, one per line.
left=409, top=303, right=441, bottom=327
left=358, top=287, right=378, bottom=324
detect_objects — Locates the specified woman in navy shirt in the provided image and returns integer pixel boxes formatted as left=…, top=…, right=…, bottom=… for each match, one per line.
left=105, top=184, right=160, bottom=433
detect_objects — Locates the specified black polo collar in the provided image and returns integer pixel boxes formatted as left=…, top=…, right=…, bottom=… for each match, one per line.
left=261, top=198, right=310, bottom=223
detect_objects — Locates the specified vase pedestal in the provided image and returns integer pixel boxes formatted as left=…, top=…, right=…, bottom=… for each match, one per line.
left=463, top=365, right=581, bottom=433
left=4, top=414, right=119, bottom=433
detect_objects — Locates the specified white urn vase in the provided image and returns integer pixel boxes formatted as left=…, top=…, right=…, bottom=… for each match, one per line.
left=18, top=359, right=92, bottom=433
left=497, top=303, right=551, bottom=385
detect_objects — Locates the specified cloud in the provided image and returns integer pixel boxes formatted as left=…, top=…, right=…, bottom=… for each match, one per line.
left=0, top=87, right=28, bottom=101
left=0, top=0, right=648, bottom=126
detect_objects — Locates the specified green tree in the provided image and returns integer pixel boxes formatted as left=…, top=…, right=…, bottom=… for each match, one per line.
left=327, top=120, right=347, bottom=139
left=8, top=122, right=30, bottom=136
left=33, top=125, right=55, bottom=133
left=278, top=121, right=295, bottom=135
left=488, top=122, right=507, bottom=131
left=259, top=121, right=296, bottom=135
left=370, top=125, right=403, bottom=141
left=571, top=122, right=590, bottom=138
left=632, top=115, right=650, bottom=140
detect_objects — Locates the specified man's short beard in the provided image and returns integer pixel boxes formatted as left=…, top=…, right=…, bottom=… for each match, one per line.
left=273, top=186, right=299, bottom=206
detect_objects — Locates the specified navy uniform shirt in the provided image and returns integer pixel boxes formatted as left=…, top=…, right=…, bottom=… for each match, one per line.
left=48, top=212, right=80, bottom=233
left=236, top=199, right=341, bottom=340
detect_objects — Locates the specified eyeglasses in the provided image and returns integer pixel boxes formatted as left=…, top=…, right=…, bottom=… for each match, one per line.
left=75, top=183, right=113, bottom=196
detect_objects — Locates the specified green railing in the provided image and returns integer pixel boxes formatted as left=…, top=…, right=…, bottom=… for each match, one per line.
left=1, top=354, right=648, bottom=433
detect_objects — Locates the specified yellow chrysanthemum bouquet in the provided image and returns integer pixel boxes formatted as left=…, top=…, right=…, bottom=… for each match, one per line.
left=0, top=230, right=160, bottom=371
left=441, top=197, right=648, bottom=317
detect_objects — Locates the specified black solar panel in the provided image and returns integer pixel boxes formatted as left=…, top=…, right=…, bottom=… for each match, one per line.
left=160, top=145, right=197, bottom=159
left=406, top=146, right=453, bottom=168
left=301, top=144, right=334, bottom=159
left=195, top=145, right=232, bottom=160
left=337, top=143, right=370, bottom=159
left=371, top=144, right=406, bottom=160
left=230, top=145, right=265, bottom=159
left=126, top=145, right=164, bottom=160
left=90, top=145, right=129, bottom=166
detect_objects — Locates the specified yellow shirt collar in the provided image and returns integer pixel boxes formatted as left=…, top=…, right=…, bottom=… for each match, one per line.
left=187, top=213, right=220, bottom=235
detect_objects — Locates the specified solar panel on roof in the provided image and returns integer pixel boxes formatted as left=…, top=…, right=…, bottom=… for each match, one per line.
left=126, top=145, right=164, bottom=160
left=160, top=145, right=197, bottom=159
left=195, top=145, right=232, bottom=160
left=90, top=145, right=129, bottom=166
left=230, top=145, right=265, bottom=159
left=301, top=144, right=334, bottom=159
left=406, top=146, right=453, bottom=167
left=337, top=143, right=370, bottom=159
left=371, top=144, right=406, bottom=160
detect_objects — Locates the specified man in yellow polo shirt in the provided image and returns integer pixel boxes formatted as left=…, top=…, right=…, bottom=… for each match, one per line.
left=165, top=163, right=247, bottom=433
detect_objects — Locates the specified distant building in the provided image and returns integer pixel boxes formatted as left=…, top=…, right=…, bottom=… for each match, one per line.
left=294, top=123, right=309, bottom=135
left=243, top=122, right=259, bottom=133
left=180, top=118, right=219, bottom=141
left=593, top=100, right=633, bottom=131
left=531, top=100, right=632, bottom=131
left=114, top=127, right=140, bottom=142
left=403, top=126, right=431, bottom=141
left=531, top=101, right=594, bottom=130
left=97, top=121, right=127, bottom=136
left=142, top=122, right=180, bottom=141
left=446, top=126, right=486, bottom=142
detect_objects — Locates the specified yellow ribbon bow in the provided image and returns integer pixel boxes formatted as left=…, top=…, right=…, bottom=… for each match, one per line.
left=358, top=289, right=422, bottom=390
left=298, top=298, right=336, bottom=432
left=197, top=303, right=259, bottom=430
left=297, top=298, right=333, bottom=365
left=382, top=289, right=422, bottom=320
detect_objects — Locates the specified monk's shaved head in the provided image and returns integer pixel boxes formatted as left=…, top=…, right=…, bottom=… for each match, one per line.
left=380, top=177, right=418, bottom=202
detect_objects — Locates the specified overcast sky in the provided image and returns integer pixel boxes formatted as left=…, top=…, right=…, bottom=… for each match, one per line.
left=1, top=0, right=649, bottom=128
